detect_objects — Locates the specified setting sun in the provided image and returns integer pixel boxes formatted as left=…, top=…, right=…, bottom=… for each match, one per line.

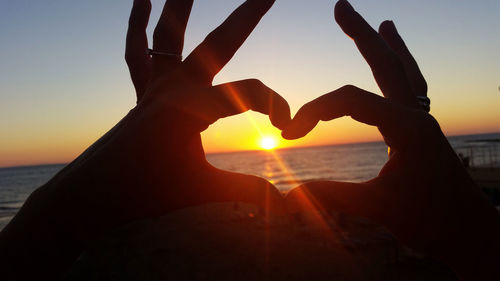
left=259, top=136, right=278, bottom=150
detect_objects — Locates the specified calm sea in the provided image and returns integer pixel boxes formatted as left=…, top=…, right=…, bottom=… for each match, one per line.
left=1, top=133, right=499, bottom=230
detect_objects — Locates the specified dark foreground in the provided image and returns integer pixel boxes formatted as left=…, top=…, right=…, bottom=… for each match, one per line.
left=67, top=203, right=458, bottom=281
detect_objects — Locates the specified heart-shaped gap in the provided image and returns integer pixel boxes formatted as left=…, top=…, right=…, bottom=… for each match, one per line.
left=202, top=114, right=387, bottom=192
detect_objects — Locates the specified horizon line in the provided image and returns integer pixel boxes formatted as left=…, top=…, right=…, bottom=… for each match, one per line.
left=1, top=131, right=499, bottom=170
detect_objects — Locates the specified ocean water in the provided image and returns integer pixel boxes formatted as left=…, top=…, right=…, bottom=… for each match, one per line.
left=1, top=133, right=499, bottom=230
left=207, top=141, right=388, bottom=191
left=0, top=164, right=66, bottom=230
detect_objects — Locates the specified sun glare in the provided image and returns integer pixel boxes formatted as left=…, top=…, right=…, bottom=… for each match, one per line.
left=259, top=136, right=278, bottom=150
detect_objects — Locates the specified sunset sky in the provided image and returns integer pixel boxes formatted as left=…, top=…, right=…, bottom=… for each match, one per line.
left=1, top=0, right=499, bottom=167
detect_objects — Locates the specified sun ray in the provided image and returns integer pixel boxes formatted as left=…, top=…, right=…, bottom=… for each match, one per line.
left=220, top=84, right=344, bottom=263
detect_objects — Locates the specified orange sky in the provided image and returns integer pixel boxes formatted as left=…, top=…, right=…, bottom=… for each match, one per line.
left=2, top=108, right=498, bottom=168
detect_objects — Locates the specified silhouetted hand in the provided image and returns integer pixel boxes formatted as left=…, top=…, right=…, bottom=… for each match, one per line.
left=0, top=0, right=289, bottom=279
left=64, top=0, right=291, bottom=239
left=283, top=1, right=500, bottom=280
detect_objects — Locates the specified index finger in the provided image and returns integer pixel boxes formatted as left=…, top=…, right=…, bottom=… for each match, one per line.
left=334, top=0, right=417, bottom=107
left=183, top=0, right=276, bottom=84
left=281, top=85, right=410, bottom=141
left=189, top=79, right=291, bottom=130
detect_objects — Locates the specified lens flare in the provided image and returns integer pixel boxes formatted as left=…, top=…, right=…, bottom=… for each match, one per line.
left=259, top=136, right=278, bottom=150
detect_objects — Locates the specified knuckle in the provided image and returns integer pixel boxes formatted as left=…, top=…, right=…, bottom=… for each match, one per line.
left=245, top=79, right=268, bottom=97
left=339, top=84, right=361, bottom=98
left=340, top=84, right=358, bottom=92
left=124, top=52, right=141, bottom=65
left=200, top=31, right=218, bottom=50
left=415, top=80, right=428, bottom=96
left=246, top=78, right=264, bottom=87
left=409, top=110, right=442, bottom=140
left=152, top=27, right=162, bottom=42
left=254, top=80, right=267, bottom=91
left=338, top=84, right=361, bottom=103
left=204, top=29, right=219, bottom=44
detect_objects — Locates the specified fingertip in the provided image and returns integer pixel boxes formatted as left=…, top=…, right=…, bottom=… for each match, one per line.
left=379, top=20, right=398, bottom=38
left=130, top=0, right=151, bottom=28
left=281, top=125, right=307, bottom=140
left=281, top=130, right=295, bottom=140
left=281, top=123, right=295, bottom=140
left=133, top=0, right=152, bottom=12
left=272, top=98, right=292, bottom=129
left=335, top=0, right=354, bottom=12
left=271, top=115, right=291, bottom=131
left=281, top=106, right=319, bottom=140
left=261, top=84, right=291, bottom=130
left=270, top=105, right=291, bottom=130
left=379, top=20, right=396, bottom=31
left=334, top=0, right=361, bottom=39
left=334, top=0, right=355, bottom=22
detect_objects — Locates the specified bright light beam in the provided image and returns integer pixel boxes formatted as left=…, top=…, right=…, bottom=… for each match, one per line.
left=260, top=136, right=278, bottom=150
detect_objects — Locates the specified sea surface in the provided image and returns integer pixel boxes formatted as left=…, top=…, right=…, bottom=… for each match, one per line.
left=1, top=133, right=499, bottom=230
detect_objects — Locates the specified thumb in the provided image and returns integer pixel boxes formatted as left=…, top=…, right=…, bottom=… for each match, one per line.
left=207, top=167, right=286, bottom=216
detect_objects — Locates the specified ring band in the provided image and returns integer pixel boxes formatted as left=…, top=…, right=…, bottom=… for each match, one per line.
left=146, top=49, right=183, bottom=60
left=416, top=96, right=430, bottom=113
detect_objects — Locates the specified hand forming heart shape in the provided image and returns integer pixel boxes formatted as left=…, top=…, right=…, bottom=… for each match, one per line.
left=282, top=1, right=497, bottom=266
left=11, top=2, right=498, bottom=280
left=49, top=0, right=288, bottom=243
left=57, top=0, right=492, bottom=259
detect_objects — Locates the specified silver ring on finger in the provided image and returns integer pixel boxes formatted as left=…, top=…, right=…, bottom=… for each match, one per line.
left=416, top=96, right=430, bottom=113
left=146, top=48, right=183, bottom=60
